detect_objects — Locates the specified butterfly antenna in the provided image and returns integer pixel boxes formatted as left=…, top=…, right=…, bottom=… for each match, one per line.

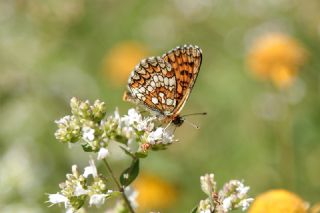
left=184, top=119, right=200, bottom=129
left=181, top=112, right=207, bottom=118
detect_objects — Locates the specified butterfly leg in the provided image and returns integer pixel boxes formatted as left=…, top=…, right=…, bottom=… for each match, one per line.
left=172, top=125, right=178, bottom=134
left=163, top=120, right=172, bottom=132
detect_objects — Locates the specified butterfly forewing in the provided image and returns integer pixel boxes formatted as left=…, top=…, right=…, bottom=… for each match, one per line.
left=162, top=45, right=202, bottom=115
left=125, top=44, right=202, bottom=121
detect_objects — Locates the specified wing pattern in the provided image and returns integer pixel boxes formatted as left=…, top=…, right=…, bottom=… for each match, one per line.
left=124, top=44, right=202, bottom=120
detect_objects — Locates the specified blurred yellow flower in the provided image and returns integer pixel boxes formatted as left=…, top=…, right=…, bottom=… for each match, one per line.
left=133, top=172, right=178, bottom=211
left=247, top=33, right=307, bottom=88
left=102, top=41, right=148, bottom=86
left=249, top=189, right=308, bottom=213
left=310, top=203, right=320, bottom=213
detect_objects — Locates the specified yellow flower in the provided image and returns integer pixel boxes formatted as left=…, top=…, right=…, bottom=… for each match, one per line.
left=249, top=189, right=308, bottom=213
left=310, top=203, right=320, bottom=213
left=133, top=172, right=178, bottom=211
left=102, top=41, right=148, bottom=86
left=247, top=33, right=307, bottom=88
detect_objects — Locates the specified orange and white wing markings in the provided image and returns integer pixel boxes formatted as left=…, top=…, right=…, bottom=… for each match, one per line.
left=124, top=44, right=202, bottom=123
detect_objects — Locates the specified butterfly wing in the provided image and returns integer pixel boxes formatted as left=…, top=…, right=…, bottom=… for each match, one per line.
left=162, top=45, right=202, bottom=116
left=125, top=56, right=178, bottom=116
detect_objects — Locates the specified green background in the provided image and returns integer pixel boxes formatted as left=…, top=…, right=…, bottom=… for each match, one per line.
left=0, top=0, right=319, bottom=212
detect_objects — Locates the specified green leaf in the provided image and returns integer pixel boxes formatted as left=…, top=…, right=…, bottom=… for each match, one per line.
left=69, top=195, right=87, bottom=210
left=120, top=159, right=139, bottom=186
left=150, top=143, right=169, bottom=151
left=113, top=135, right=128, bottom=145
left=135, top=151, right=148, bottom=158
left=190, top=205, right=198, bottom=213
left=135, top=129, right=144, bottom=137
left=108, top=191, right=122, bottom=198
left=81, top=144, right=94, bottom=152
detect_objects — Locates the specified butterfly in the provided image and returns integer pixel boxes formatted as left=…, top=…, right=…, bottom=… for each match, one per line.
left=123, top=44, right=202, bottom=127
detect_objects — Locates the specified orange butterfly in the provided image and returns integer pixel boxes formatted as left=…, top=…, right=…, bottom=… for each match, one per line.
left=123, top=44, right=202, bottom=126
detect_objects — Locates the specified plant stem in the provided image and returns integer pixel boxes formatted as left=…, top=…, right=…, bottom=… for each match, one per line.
left=277, top=98, right=295, bottom=189
left=102, top=159, right=135, bottom=213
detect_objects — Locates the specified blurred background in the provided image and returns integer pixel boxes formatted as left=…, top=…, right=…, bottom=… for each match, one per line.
left=0, top=0, right=320, bottom=212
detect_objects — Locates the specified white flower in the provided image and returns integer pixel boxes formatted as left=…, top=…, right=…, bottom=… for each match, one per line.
left=121, top=108, right=142, bottom=126
left=74, top=183, right=88, bottom=196
left=238, top=198, right=254, bottom=211
left=219, top=180, right=253, bottom=212
left=47, top=193, right=75, bottom=213
left=147, top=127, right=175, bottom=144
left=55, top=115, right=72, bottom=125
left=128, top=108, right=141, bottom=121
left=127, top=138, right=139, bottom=152
left=222, top=196, right=233, bottom=211
left=89, top=194, right=107, bottom=207
left=121, top=126, right=134, bottom=137
left=113, top=108, right=121, bottom=121
left=200, top=173, right=216, bottom=196
left=82, top=126, right=95, bottom=141
left=48, top=193, right=68, bottom=205
left=198, top=199, right=214, bottom=213
left=237, top=185, right=250, bottom=198
left=124, top=187, right=139, bottom=209
left=47, top=193, right=72, bottom=211
left=97, top=147, right=109, bottom=160
left=136, top=116, right=155, bottom=131
left=201, top=210, right=211, bottom=213
left=136, top=119, right=148, bottom=131
left=161, top=130, right=174, bottom=144
left=71, top=165, right=79, bottom=176
left=66, top=208, right=75, bottom=213
left=147, top=128, right=163, bottom=143
left=89, top=191, right=113, bottom=208
left=83, top=159, right=97, bottom=178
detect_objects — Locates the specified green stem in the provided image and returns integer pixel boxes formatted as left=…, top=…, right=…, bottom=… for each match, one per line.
left=277, top=99, right=295, bottom=189
left=102, top=159, right=135, bottom=213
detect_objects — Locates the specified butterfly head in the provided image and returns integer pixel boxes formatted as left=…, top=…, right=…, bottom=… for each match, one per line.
left=172, top=112, right=207, bottom=129
left=172, top=115, right=184, bottom=127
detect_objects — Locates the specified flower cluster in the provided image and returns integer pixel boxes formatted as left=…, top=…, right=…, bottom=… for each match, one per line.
left=50, top=98, right=254, bottom=213
left=197, top=173, right=253, bottom=213
left=219, top=180, right=253, bottom=211
left=55, top=97, right=176, bottom=159
left=47, top=160, right=115, bottom=213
